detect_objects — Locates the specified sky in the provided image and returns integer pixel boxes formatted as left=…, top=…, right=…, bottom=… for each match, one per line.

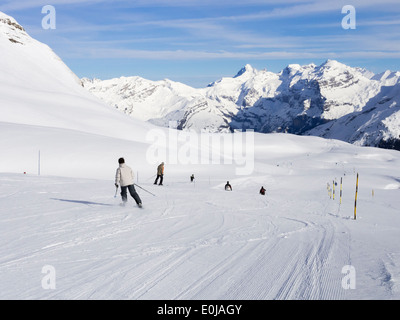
left=2, top=0, right=400, bottom=87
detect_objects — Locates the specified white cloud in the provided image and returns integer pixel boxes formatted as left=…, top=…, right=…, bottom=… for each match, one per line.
left=5, top=0, right=400, bottom=71
left=0, top=0, right=105, bottom=12
left=58, top=44, right=400, bottom=61
left=0, top=0, right=309, bottom=12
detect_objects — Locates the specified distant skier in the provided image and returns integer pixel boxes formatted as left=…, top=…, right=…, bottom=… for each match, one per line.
left=115, top=157, right=142, bottom=208
left=225, top=181, right=232, bottom=191
left=260, top=186, right=266, bottom=195
left=154, top=162, right=164, bottom=186
left=190, top=174, right=195, bottom=182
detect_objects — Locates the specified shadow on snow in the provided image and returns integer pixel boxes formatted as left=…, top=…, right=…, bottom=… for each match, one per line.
left=51, top=198, right=113, bottom=206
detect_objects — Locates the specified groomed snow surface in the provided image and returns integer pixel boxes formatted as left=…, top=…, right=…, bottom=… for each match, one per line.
left=1, top=123, right=399, bottom=300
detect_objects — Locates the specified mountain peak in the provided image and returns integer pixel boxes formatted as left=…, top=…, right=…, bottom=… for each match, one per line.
left=280, top=63, right=303, bottom=77
left=0, top=11, right=25, bottom=32
left=234, top=64, right=256, bottom=78
left=320, top=59, right=347, bottom=69
left=0, top=11, right=29, bottom=45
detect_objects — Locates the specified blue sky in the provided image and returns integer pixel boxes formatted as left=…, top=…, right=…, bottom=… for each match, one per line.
left=2, top=0, right=400, bottom=87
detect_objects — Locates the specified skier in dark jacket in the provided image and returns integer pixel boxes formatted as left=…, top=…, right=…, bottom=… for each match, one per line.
left=225, top=181, right=232, bottom=191
left=260, top=186, right=266, bottom=195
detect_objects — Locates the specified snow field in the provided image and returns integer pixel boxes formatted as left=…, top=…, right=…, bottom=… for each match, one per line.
left=1, top=124, right=399, bottom=300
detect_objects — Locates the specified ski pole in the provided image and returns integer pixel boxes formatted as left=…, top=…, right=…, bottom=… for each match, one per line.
left=134, top=183, right=156, bottom=196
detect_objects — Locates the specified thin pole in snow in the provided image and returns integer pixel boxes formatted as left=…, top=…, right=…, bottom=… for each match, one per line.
left=340, top=177, right=343, bottom=205
left=38, top=150, right=41, bottom=176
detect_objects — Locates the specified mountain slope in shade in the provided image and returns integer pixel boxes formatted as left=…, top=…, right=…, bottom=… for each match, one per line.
left=306, top=82, right=400, bottom=149
left=82, top=61, right=400, bottom=150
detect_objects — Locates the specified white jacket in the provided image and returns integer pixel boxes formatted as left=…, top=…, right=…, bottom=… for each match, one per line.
left=115, top=163, right=134, bottom=187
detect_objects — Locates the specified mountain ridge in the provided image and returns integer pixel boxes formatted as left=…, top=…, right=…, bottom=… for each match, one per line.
left=1, top=11, right=398, bottom=151
left=81, top=61, right=400, bottom=150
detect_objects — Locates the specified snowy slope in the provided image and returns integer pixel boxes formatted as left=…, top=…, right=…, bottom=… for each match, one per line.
left=1, top=128, right=400, bottom=300
left=81, top=77, right=201, bottom=123
left=0, top=12, right=153, bottom=141
left=82, top=61, right=400, bottom=149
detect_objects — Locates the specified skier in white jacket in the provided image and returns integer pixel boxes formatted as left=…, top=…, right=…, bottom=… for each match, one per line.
left=115, top=158, right=142, bottom=207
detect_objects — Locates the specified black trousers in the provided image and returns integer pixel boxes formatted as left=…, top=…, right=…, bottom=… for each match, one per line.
left=154, top=174, right=163, bottom=185
left=121, top=184, right=142, bottom=204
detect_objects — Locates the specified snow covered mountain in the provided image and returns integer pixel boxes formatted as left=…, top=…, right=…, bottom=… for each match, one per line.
left=1, top=10, right=398, bottom=152
left=0, top=11, right=152, bottom=142
left=306, top=80, right=400, bottom=149
left=0, top=11, right=159, bottom=178
left=82, top=61, right=400, bottom=150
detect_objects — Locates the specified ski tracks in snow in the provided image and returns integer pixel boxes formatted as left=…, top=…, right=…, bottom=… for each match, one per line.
left=0, top=175, right=354, bottom=299
left=127, top=187, right=354, bottom=300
